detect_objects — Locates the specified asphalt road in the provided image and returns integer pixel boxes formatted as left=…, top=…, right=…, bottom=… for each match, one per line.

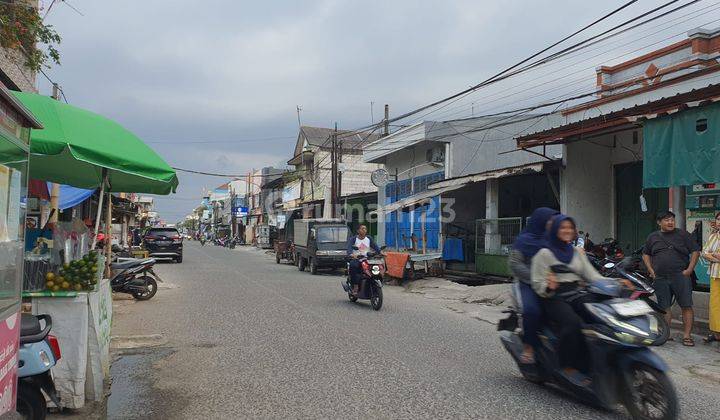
left=106, top=242, right=720, bottom=419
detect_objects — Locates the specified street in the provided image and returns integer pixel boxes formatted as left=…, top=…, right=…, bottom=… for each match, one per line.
left=105, top=243, right=720, bottom=419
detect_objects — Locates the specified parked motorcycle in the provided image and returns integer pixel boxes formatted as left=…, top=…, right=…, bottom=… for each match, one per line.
left=499, top=265, right=677, bottom=420
left=110, top=258, right=162, bottom=300
left=341, top=247, right=386, bottom=310
left=599, top=254, right=670, bottom=346
left=17, top=314, right=61, bottom=420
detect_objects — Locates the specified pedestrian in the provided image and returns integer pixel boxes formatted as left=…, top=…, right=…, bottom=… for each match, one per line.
left=508, top=207, right=559, bottom=364
left=642, top=210, right=700, bottom=347
left=701, top=212, right=720, bottom=345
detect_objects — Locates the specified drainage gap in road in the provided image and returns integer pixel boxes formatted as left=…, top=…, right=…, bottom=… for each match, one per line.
left=443, top=272, right=510, bottom=287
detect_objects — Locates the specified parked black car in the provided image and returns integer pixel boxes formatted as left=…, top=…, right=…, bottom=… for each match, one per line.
left=144, top=227, right=183, bottom=263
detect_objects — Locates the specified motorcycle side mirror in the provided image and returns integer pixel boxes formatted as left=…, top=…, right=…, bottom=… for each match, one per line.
left=550, top=264, right=573, bottom=274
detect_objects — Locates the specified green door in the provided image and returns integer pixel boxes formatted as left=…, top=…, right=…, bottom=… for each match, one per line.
left=615, top=162, right=668, bottom=252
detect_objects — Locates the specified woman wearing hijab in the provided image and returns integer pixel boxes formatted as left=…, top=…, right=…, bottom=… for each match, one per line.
left=531, top=215, right=609, bottom=383
left=509, top=207, right=559, bottom=364
left=702, top=212, right=720, bottom=345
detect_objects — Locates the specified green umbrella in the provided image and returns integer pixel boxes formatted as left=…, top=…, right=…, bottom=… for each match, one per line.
left=11, top=91, right=178, bottom=194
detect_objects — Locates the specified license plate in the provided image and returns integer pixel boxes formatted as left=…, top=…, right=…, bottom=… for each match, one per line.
left=611, top=300, right=652, bottom=317
left=156, top=241, right=170, bottom=246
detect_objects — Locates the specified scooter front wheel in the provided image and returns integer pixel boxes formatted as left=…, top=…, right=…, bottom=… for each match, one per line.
left=370, top=286, right=383, bottom=310
left=17, top=382, right=47, bottom=420
left=650, top=312, right=670, bottom=346
left=621, top=364, right=678, bottom=420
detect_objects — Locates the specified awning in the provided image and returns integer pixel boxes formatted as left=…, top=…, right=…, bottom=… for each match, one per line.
left=428, top=162, right=544, bottom=190
left=47, top=182, right=94, bottom=210
left=373, top=184, right=465, bottom=214
left=11, top=92, right=178, bottom=194
left=643, top=101, right=720, bottom=187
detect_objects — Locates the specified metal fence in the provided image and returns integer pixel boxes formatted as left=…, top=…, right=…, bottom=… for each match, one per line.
left=475, top=217, right=523, bottom=256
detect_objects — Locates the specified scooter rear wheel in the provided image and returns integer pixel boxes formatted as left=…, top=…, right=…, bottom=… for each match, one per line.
left=132, top=276, right=158, bottom=301
left=17, top=382, right=46, bottom=420
left=621, top=364, right=678, bottom=420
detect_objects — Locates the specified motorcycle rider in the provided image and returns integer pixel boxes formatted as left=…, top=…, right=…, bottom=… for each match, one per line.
left=347, top=225, right=381, bottom=295
left=509, top=207, right=559, bottom=364
left=531, top=215, right=611, bottom=385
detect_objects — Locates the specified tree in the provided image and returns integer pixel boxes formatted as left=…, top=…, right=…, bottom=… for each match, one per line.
left=0, top=2, right=61, bottom=71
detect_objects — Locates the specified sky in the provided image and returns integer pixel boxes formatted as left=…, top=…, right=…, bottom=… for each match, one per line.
left=38, top=0, right=706, bottom=222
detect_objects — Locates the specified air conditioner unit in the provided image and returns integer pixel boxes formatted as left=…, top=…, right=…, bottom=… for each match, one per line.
left=427, top=146, right=445, bottom=164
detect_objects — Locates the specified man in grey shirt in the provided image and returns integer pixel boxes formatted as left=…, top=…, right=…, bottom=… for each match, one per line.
left=642, top=210, right=700, bottom=346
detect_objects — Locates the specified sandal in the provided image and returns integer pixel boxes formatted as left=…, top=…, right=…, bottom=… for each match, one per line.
left=682, top=337, right=695, bottom=347
left=703, top=334, right=719, bottom=344
left=519, top=351, right=535, bottom=365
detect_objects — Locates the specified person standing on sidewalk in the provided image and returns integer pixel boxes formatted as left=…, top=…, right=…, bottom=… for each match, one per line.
left=642, top=210, right=700, bottom=346
left=701, top=211, right=720, bottom=345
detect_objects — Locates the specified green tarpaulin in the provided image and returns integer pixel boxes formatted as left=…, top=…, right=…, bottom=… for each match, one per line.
left=644, top=102, right=720, bottom=188
left=11, top=92, right=178, bottom=194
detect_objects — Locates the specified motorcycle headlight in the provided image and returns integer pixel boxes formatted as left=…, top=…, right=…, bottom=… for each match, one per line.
left=371, top=265, right=381, bottom=275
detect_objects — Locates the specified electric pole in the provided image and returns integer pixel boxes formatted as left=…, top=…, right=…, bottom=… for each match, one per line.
left=383, top=104, right=390, bottom=137
left=370, top=101, right=374, bottom=124
left=336, top=123, right=342, bottom=219
left=330, top=129, right=337, bottom=218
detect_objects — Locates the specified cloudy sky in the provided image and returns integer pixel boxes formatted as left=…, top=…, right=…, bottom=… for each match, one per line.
left=39, top=0, right=710, bottom=221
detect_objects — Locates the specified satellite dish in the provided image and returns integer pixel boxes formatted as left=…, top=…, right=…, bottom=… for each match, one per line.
left=371, top=168, right=389, bottom=187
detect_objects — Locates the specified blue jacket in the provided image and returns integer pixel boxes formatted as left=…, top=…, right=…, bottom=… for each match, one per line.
left=347, top=235, right=381, bottom=256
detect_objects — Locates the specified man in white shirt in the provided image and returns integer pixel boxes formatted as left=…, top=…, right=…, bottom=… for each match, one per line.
left=347, top=225, right=381, bottom=294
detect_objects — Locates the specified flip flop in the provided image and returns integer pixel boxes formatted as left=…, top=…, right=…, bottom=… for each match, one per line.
left=682, top=337, right=695, bottom=347
left=562, top=370, right=591, bottom=387
left=519, top=352, right=535, bottom=365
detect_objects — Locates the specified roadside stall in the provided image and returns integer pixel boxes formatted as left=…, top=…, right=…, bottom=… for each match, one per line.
left=12, top=91, right=178, bottom=408
left=0, top=85, right=43, bottom=417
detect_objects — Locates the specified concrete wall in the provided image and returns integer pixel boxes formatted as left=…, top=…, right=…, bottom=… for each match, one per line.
left=560, top=129, right=643, bottom=241
left=0, top=46, right=37, bottom=92
left=311, top=149, right=381, bottom=199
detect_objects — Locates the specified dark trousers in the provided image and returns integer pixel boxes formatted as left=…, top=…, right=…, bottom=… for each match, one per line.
left=518, top=282, right=542, bottom=347
left=349, top=259, right=362, bottom=285
left=541, top=294, right=596, bottom=372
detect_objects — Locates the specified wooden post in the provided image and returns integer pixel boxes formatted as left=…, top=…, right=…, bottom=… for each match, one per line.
left=421, top=204, right=428, bottom=273
left=104, top=191, right=112, bottom=278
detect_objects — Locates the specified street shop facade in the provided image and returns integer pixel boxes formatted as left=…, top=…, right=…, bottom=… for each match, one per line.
left=0, top=84, right=42, bottom=417
left=517, top=27, right=720, bottom=288
left=363, top=116, right=562, bottom=275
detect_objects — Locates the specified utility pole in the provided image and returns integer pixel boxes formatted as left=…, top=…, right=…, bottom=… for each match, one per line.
left=336, top=123, right=342, bottom=219
left=330, top=129, right=337, bottom=218
left=230, top=187, right=236, bottom=238
left=370, top=101, right=374, bottom=124
left=383, top=104, right=390, bottom=137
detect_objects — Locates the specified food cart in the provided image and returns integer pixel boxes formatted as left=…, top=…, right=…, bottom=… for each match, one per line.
left=9, top=91, right=178, bottom=409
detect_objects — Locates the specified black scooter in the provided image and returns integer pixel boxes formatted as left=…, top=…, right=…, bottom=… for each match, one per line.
left=341, top=246, right=386, bottom=310
left=499, top=265, right=677, bottom=419
left=110, top=258, right=162, bottom=300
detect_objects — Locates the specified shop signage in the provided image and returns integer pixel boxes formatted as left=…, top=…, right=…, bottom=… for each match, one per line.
left=0, top=312, right=19, bottom=415
left=232, top=206, right=248, bottom=217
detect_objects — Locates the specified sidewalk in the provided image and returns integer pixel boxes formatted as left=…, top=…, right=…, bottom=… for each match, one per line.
left=403, top=277, right=720, bottom=386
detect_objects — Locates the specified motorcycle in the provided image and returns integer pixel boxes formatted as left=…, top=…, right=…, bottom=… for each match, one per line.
left=17, top=314, right=61, bottom=420
left=499, top=265, right=678, bottom=420
left=341, top=246, right=386, bottom=311
left=110, top=258, right=162, bottom=300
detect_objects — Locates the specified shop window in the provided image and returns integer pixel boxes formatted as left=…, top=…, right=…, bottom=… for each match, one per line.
left=696, top=118, right=708, bottom=133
